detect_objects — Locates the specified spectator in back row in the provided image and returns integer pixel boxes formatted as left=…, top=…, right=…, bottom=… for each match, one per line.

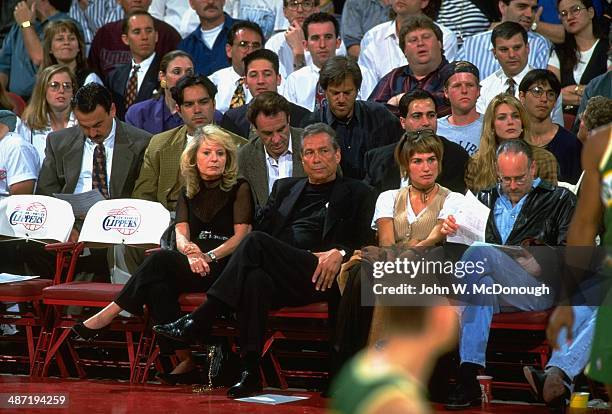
left=68, top=0, right=123, bottom=51
left=179, top=0, right=235, bottom=76
left=368, top=15, right=451, bottom=118
left=209, top=21, right=264, bottom=114
left=0, top=0, right=74, bottom=99
left=106, top=11, right=160, bottom=121
left=88, top=0, right=180, bottom=79
left=340, top=0, right=390, bottom=58
left=358, top=0, right=457, bottom=84
left=125, top=50, right=194, bottom=135
left=284, top=13, right=342, bottom=112
left=302, top=56, right=404, bottom=180
left=221, top=49, right=312, bottom=139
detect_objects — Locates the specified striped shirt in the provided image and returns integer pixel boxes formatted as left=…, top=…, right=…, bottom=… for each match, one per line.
left=458, top=29, right=552, bottom=79
left=69, top=0, right=123, bottom=50
left=436, top=0, right=491, bottom=46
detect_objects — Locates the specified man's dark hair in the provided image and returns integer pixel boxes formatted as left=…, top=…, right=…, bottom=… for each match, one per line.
left=171, top=75, right=217, bottom=106
left=398, top=89, right=438, bottom=118
left=247, top=92, right=291, bottom=126
left=398, top=15, right=443, bottom=52
left=496, top=138, right=534, bottom=165
left=519, top=69, right=561, bottom=96
left=302, top=12, right=340, bottom=39
left=49, top=0, right=71, bottom=13
left=244, top=49, right=280, bottom=75
left=491, top=21, right=528, bottom=48
left=122, top=10, right=155, bottom=35
left=319, top=56, right=362, bottom=91
left=71, top=83, right=113, bottom=113
left=227, top=20, right=264, bottom=46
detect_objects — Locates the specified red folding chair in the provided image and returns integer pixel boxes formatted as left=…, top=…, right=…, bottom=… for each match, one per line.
left=31, top=198, right=170, bottom=380
left=0, top=195, right=74, bottom=373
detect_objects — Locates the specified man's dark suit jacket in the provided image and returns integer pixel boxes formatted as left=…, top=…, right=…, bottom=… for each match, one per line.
left=36, top=120, right=152, bottom=199
left=363, top=135, right=469, bottom=194
left=221, top=101, right=312, bottom=139
left=106, top=54, right=161, bottom=120
left=255, top=176, right=377, bottom=256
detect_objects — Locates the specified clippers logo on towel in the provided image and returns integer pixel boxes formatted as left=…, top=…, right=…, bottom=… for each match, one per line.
left=9, top=202, right=47, bottom=231
left=102, top=206, right=141, bottom=235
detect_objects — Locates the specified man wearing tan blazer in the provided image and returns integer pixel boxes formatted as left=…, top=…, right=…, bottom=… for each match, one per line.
left=237, top=92, right=306, bottom=210
left=132, top=74, right=247, bottom=211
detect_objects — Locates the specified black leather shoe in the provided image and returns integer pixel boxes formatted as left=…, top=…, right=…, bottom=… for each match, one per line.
left=156, top=369, right=201, bottom=385
left=445, top=382, right=481, bottom=410
left=72, top=322, right=105, bottom=341
left=523, top=366, right=546, bottom=401
left=226, top=370, right=262, bottom=398
left=153, top=315, right=198, bottom=343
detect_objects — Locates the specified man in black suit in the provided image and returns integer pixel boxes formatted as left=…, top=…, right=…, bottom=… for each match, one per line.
left=33, top=83, right=151, bottom=279
left=221, top=49, right=311, bottom=139
left=363, top=89, right=469, bottom=194
left=154, top=122, right=376, bottom=398
left=106, top=10, right=160, bottom=121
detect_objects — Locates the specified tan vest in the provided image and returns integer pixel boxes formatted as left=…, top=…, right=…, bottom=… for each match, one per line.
left=392, top=185, right=451, bottom=244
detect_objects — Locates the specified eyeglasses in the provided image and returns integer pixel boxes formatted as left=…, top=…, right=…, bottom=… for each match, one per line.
left=527, top=86, right=557, bottom=101
left=48, top=81, right=73, bottom=91
left=559, top=4, right=586, bottom=20
left=236, top=40, right=262, bottom=50
left=498, top=173, right=528, bottom=186
left=286, top=0, right=315, bottom=11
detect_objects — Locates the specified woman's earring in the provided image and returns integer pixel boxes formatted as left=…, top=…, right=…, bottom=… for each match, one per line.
left=160, top=79, right=167, bottom=89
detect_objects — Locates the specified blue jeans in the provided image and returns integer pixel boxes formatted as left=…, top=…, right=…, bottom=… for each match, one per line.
left=458, top=243, right=596, bottom=379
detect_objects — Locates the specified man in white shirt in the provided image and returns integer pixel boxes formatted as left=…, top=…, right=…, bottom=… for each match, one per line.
left=106, top=11, right=160, bottom=121
left=284, top=12, right=341, bottom=111
left=437, top=61, right=483, bottom=156
left=209, top=21, right=264, bottom=114
left=237, top=91, right=305, bottom=209
left=265, top=0, right=347, bottom=79
left=358, top=0, right=458, bottom=83
left=458, top=0, right=552, bottom=79
left=0, top=111, right=39, bottom=199
left=476, top=22, right=563, bottom=124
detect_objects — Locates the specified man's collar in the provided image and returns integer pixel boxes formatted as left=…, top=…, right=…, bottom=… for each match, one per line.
left=132, top=52, right=156, bottom=68
left=324, top=100, right=361, bottom=125
left=384, top=19, right=397, bottom=39
left=497, top=64, right=532, bottom=84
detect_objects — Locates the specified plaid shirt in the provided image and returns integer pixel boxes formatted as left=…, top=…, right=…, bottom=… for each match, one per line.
left=367, top=58, right=451, bottom=118
left=465, top=145, right=559, bottom=192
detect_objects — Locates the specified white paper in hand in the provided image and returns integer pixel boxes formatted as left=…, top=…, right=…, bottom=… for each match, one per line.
left=447, top=191, right=490, bottom=245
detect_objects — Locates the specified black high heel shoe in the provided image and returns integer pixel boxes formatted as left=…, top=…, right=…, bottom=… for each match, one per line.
left=72, top=322, right=105, bottom=341
left=153, top=315, right=198, bottom=343
left=155, top=369, right=202, bottom=385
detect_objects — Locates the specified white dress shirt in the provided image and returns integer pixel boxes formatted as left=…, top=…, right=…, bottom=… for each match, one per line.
left=284, top=64, right=320, bottom=111
left=265, top=133, right=293, bottom=194
left=359, top=19, right=458, bottom=83
left=265, top=31, right=348, bottom=79
left=74, top=119, right=117, bottom=195
left=149, top=0, right=192, bottom=36
left=22, top=112, right=78, bottom=167
left=477, top=65, right=563, bottom=125
left=209, top=66, right=253, bottom=114
left=128, top=53, right=156, bottom=93
left=0, top=132, right=40, bottom=198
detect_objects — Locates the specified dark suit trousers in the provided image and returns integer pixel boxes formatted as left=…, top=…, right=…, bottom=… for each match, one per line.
left=200, top=231, right=340, bottom=355
left=115, top=249, right=222, bottom=353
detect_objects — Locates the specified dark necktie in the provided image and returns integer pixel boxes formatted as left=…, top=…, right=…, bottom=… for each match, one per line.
left=125, top=64, right=140, bottom=109
left=229, top=78, right=245, bottom=109
left=92, top=142, right=109, bottom=199
left=315, top=81, right=326, bottom=112
left=506, top=78, right=516, bottom=96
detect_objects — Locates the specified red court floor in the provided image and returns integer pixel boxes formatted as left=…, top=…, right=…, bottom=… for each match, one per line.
left=0, top=374, right=572, bottom=413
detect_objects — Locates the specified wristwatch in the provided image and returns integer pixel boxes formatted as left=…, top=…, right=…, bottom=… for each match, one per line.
left=531, top=21, right=538, bottom=31
left=21, top=21, right=31, bottom=28
left=206, top=251, right=218, bottom=263
left=339, top=249, right=346, bottom=258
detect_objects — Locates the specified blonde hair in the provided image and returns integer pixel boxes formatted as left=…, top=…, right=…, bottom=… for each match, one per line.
left=180, top=125, right=238, bottom=198
left=42, top=20, right=86, bottom=69
left=467, top=94, right=531, bottom=191
left=22, top=64, right=77, bottom=131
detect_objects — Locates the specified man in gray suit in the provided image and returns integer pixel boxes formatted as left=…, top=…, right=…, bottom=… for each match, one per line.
left=238, top=92, right=306, bottom=209
left=32, top=83, right=151, bottom=280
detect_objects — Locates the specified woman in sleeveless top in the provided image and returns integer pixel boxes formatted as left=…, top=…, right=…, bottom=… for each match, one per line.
left=71, top=125, right=253, bottom=384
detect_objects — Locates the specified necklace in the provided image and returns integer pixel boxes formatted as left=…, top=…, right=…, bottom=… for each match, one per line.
left=410, top=184, right=438, bottom=204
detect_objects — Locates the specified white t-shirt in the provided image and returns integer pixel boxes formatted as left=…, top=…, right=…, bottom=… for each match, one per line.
left=548, top=39, right=612, bottom=83
left=0, top=132, right=40, bottom=198
left=201, top=23, right=224, bottom=49
left=371, top=188, right=463, bottom=230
